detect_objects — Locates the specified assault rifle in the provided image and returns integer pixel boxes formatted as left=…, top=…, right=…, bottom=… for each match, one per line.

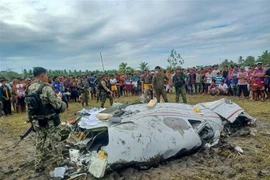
left=13, top=124, right=35, bottom=148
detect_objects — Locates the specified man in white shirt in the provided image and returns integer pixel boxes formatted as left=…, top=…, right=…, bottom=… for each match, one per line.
left=211, top=65, right=220, bottom=78
left=205, top=70, right=213, bottom=85
left=109, top=75, right=117, bottom=98
left=218, top=79, right=228, bottom=95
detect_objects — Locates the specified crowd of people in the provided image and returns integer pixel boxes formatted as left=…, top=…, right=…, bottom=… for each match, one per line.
left=0, top=62, right=269, bottom=118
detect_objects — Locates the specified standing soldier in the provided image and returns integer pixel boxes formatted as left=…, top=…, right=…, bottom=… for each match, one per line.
left=173, top=67, right=187, bottom=103
left=152, top=66, right=169, bottom=103
left=99, top=74, right=113, bottom=108
left=25, top=67, right=66, bottom=173
left=78, top=75, right=89, bottom=106
left=94, top=74, right=102, bottom=103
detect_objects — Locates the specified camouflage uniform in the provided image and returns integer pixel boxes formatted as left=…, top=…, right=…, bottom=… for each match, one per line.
left=78, top=79, right=89, bottom=106
left=94, top=78, right=101, bottom=103
left=152, top=74, right=168, bottom=103
left=100, top=79, right=113, bottom=108
left=173, top=73, right=187, bottom=103
left=27, top=80, right=66, bottom=171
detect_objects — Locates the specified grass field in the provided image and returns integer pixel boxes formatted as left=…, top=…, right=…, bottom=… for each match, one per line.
left=0, top=93, right=269, bottom=180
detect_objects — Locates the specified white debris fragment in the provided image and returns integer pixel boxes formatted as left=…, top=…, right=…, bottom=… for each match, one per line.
left=69, top=149, right=80, bottom=163
left=250, top=128, right=257, bottom=136
left=61, top=122, right=67, bottom=126
left=79, top=115, right=101, bottom=126
left=78, top=108, right=105, bottom=115
left=235, top=146, right=244, bottom=154
left=88, top=157, right=108, bottom=178
left=54, top=167, right=66, bottom=178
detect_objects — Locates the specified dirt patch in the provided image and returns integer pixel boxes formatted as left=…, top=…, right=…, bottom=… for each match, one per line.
left=0, top=120, right=268, bottom=180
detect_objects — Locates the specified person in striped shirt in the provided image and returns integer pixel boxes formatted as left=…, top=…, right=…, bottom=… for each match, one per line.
left=215, top=72, right=223, bottom=87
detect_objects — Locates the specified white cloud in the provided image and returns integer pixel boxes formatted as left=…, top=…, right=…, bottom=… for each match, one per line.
left=0, top=0, right=270, bottom=72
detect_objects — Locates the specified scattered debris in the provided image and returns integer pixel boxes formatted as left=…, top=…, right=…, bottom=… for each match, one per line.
left=67, top=173, right=87, bottom=180
left=234, top=146, right=244, bottom=154
left=249, top=128, right=257, bottom=136
left=69, top=149, right=80, bottom=163
left=51, top=167, right=66, bottom=179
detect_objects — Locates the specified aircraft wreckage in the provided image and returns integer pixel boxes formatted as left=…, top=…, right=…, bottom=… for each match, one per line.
left=62, top=98, right=255, bottom=178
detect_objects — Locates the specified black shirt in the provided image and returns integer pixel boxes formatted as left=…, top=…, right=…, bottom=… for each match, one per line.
left=222, top=70, right=229, bottom=79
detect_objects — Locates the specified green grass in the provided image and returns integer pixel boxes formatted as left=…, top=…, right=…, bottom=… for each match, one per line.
left=0, top=94, right=269, bottom=180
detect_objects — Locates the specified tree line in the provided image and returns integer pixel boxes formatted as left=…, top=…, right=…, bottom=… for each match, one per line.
left=0, top=50, right=269, bottom=81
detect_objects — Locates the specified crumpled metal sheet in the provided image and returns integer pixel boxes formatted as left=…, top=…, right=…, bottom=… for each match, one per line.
left=197, top=98, right=254, bottom=123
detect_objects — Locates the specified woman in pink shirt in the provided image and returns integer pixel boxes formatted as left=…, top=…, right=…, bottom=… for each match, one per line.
left=251, top=62, right=265, bottom=100
left=237, top=67, right=249, bottom=99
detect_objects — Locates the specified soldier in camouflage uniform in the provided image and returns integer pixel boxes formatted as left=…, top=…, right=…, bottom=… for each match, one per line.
left=173, top=67, right=187, bottom=103
left=94, top=74, right=102, bottom=103
left=26, top=67, right=66, bottom=173
left=152, top=66, right=169, bottom=103
left=99, top=74, right=113, bottom=108
left=77, top=75, right=89, bottom=106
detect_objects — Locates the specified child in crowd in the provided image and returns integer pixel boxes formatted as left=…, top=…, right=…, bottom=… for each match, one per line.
left=209, top=79, right=219, bottom=96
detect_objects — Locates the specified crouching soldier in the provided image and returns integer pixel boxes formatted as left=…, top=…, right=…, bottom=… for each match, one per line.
left=25, top=67, right=67, bottom=174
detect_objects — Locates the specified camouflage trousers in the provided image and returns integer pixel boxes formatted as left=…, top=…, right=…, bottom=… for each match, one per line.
left=154, top=88, right=168, bottom=103
left=80, top=90, right=89, bottom=106
left=32, top=120, right=63, bottom=170
left=175, top=86, right=187, bottom=103
left=100, top=91, right=113, bottom=108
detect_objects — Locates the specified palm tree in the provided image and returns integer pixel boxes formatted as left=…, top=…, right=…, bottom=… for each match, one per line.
left=118, top=62, right=132, bottom=74
left=139, top=62, right=150, bottom=71
left=238, top=56, right=244, bottom=65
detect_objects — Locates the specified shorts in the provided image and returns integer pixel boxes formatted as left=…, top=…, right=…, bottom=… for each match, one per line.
left=126, top=84, right=133, bottom=92
left=111, top=85, right=117, bottom=91
left=203, top=83, right=210, bottom=91
left=251, top=83, right=264, bottom=92
left=143, top=84, right=152, bottom=89
left=238, top=85, right=249, bottom=97
left=17, top=96, right=25, bottom=105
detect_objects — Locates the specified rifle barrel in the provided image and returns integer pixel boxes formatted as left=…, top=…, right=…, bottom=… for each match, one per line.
left=13, top=124, right=34, bottom=148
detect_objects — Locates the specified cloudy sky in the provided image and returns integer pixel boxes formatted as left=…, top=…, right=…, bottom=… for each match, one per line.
left=1, top=0, right=270, bottom=72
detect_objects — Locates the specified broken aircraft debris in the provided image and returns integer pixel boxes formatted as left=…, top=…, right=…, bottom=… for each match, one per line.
left=64, top=98, right=255, bottom=178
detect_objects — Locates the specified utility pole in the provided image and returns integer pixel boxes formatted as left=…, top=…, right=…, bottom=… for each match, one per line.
left=100, top=52, right=105, bottom=72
